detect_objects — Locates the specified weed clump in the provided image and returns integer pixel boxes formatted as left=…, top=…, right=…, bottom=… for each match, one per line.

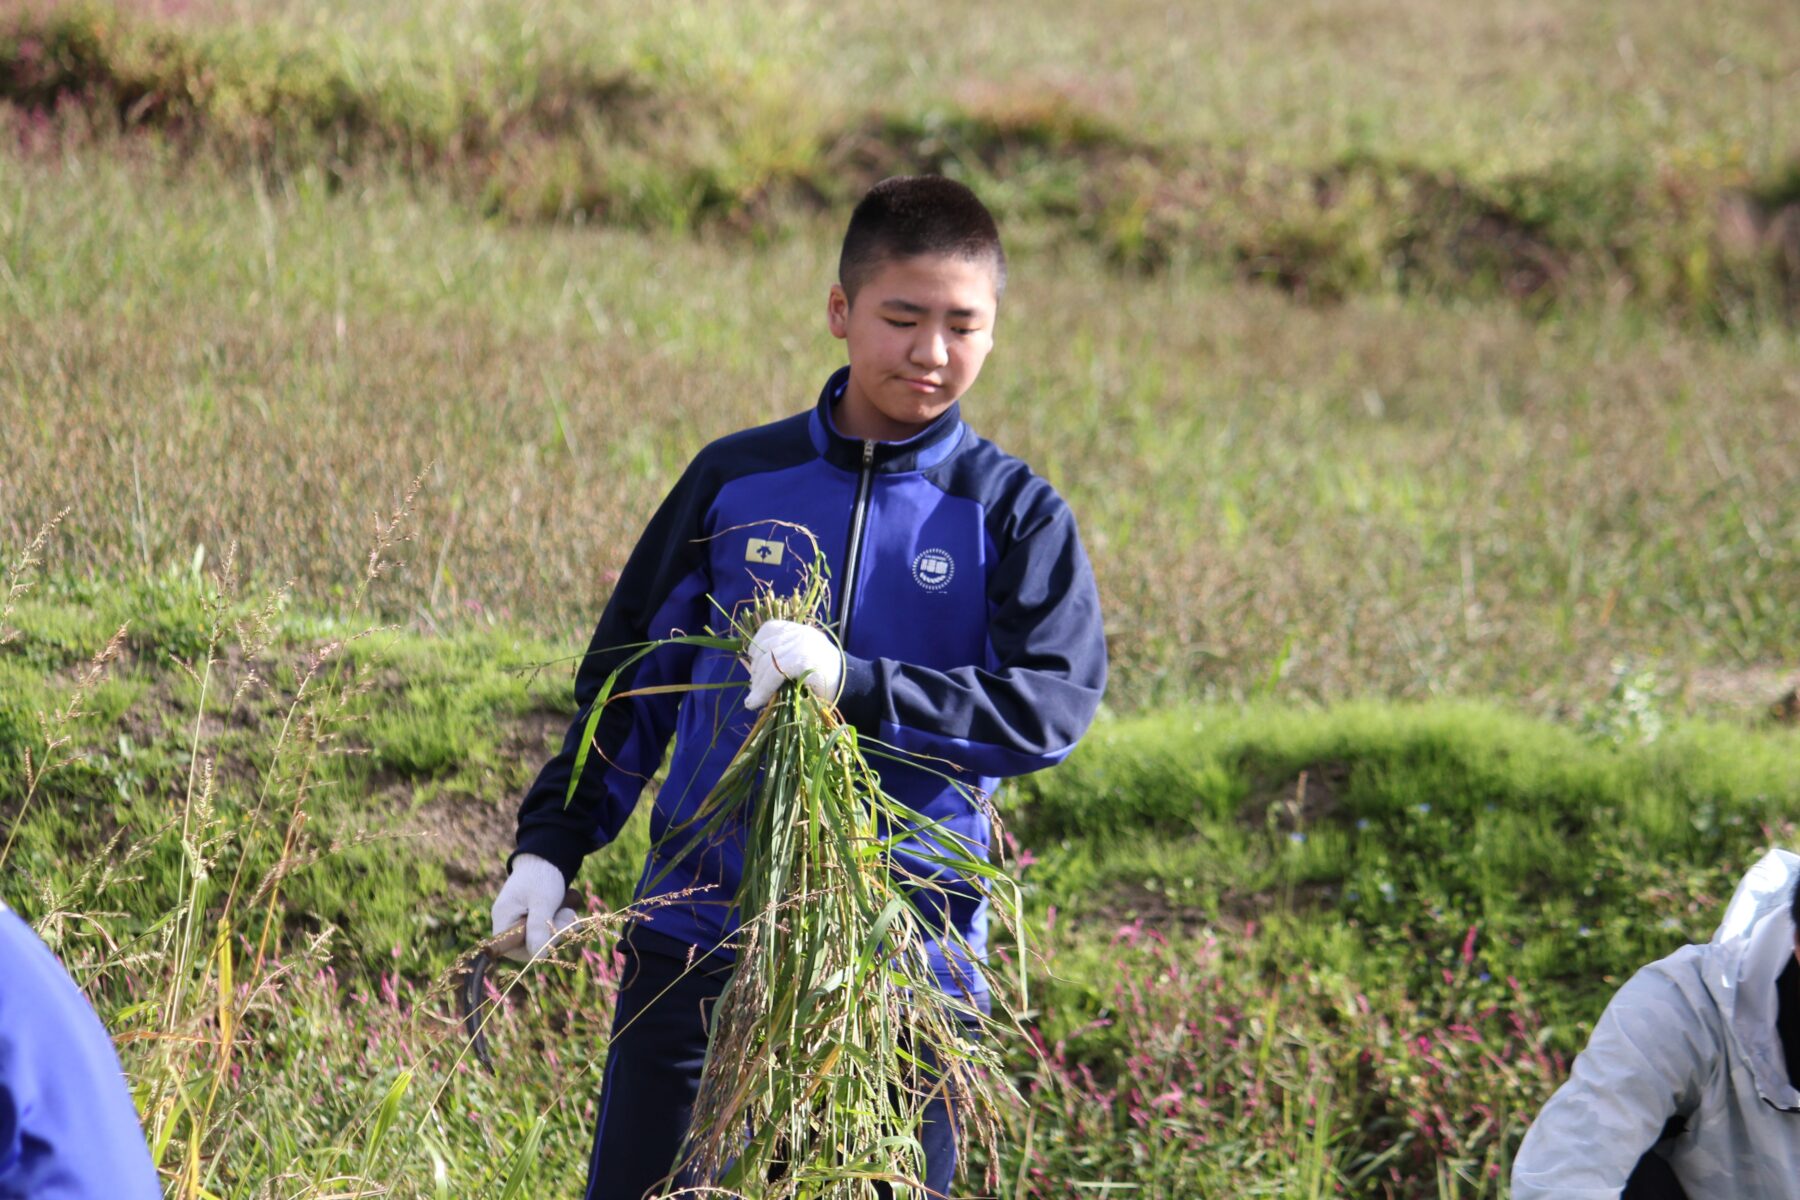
left=571, top=546, right=1021, bottom=1195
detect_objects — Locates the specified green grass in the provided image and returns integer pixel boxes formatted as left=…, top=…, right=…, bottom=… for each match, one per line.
left=4, top=574, right=1794, bottom=1194
left=1014, top=703, right=1800, bottom=1030
left=4, top=1, right=1799, bottom=1193
left=0, top=566, right=580, bottom=973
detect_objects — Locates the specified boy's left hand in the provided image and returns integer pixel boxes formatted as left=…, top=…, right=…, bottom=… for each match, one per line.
left=744, top=620, right=843, bottom=709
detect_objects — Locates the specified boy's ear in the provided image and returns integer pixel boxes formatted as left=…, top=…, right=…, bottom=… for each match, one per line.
left=827, top=284, right=850, bottom=340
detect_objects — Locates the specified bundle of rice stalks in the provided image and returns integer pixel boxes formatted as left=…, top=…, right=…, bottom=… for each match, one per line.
left=604, top=543, right=1020, bottom=1197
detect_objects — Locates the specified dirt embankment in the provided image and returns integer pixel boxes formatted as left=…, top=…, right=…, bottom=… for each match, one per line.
left=4, top=6, right=1799, bottom=319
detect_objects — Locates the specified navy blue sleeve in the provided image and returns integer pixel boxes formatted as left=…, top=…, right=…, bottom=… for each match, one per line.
left=0, top=908, right=160, bottom=1199
left=512, top=457, right=717, bottom=883
left=835, top=483, right=1106, bottom=778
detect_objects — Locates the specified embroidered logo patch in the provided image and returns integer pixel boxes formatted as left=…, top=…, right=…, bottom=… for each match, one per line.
left=912, top=548, right=954, bottom=592
left=746, top=537, right=784, bottom=565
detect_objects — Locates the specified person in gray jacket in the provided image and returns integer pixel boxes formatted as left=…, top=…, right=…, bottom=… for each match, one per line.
left=1512, top=848, right=1800, bottom=1199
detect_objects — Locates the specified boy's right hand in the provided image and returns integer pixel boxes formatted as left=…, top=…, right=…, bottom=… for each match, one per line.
left=490, top=853, right=578, bottom=963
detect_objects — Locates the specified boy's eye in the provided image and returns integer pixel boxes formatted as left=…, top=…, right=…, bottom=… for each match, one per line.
left=883, top=318, right=916, bottom=328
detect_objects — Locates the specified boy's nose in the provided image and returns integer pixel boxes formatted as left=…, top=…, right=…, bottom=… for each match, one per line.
left=911, top=331, right=949, bottom=368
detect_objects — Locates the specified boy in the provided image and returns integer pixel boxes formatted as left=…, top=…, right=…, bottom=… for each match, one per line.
left=1512, top=848, right=1800, bottom=1199
left=492, top=175, right=1108, bottom=1199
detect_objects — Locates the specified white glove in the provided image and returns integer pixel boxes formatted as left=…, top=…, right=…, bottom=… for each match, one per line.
left=490, top=853, right=577, bottom=963
left=744, top=619, right=843, bottom=710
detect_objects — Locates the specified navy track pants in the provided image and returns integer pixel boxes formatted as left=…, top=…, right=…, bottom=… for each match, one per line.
left=583, top=926, right=973, bottom=1200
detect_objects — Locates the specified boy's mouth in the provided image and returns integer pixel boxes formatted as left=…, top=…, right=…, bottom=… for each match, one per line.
left=898, top=376, right=943, bottom=393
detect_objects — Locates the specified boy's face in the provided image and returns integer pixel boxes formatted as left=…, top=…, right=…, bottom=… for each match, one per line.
left=827, top=252, right=999, bottom=442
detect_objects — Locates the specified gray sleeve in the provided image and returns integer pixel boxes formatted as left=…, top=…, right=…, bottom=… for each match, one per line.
left=1511, top=964, right=1711, bottom=1199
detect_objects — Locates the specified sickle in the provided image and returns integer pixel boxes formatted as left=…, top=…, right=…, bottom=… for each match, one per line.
left=460, top=888, right=583, bottom=1073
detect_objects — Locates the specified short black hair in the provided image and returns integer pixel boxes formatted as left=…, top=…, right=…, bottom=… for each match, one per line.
left=838, top=175, right=1007, bottom=303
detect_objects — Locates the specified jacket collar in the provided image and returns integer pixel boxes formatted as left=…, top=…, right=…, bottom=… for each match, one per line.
left=1707, top=848, right=1800, bottom=1110
left=807, top=366, right=967, bottom=473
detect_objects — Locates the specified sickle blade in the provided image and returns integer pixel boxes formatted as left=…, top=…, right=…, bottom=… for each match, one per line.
left=461, top=950, right=499, bottom=1073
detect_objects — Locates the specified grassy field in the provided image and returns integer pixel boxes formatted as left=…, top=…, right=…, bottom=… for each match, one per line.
left=15, top=0, right=1800, bottom=170
left=5, top=563, right=1796, bottom=1196
left=3, top=0, right=1799, bottom=1196
left=5, top=0, right=1800, bottom=313
left=5, top=148, right=1797, bottom=711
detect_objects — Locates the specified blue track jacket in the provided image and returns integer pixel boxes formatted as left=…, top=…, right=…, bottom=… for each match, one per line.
left=514, top=368, right=1108, bottom=996
left=0, top=905, right=159, bottom=1199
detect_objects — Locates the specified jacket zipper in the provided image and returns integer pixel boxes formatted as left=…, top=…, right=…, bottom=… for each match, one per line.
left=836, top=439, right=876, bottom=646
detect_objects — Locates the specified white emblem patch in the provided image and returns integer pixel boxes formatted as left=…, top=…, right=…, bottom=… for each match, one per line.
left=746, top=537, right=785, bottom=565
left=912, top=548, right=954, bottom=592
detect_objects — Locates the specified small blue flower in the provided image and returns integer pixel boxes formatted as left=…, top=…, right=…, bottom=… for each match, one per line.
left=1355, top=818, right=1371, bottom=832
left=1288, top=830, right=1307, bottom=844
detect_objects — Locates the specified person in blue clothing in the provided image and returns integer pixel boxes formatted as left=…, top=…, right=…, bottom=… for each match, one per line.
left=490, top=175, right=1109, bottom=1199
left=0, top=901, right=159, bottom=1198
